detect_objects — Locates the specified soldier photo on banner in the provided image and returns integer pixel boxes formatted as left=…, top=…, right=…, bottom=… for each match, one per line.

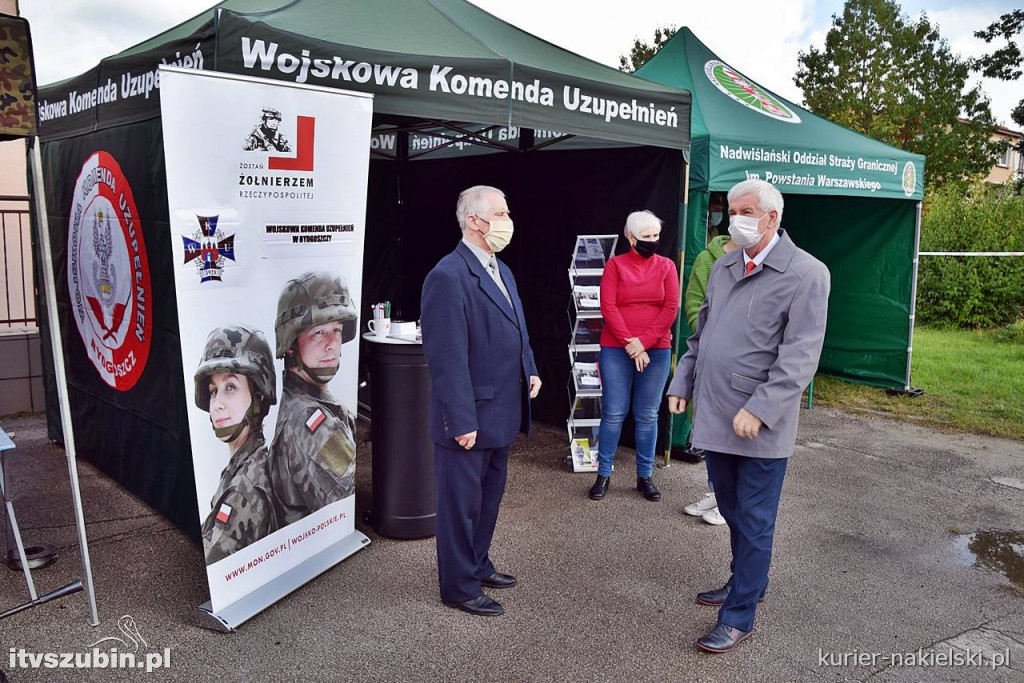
left=271, top=271, right=358, bottom=526
left=193, top=325, right=280, bottom=565
left=243, top=106, right=291, bottom=152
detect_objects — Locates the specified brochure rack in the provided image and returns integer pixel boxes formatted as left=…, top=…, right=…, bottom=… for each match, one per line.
left=566, top=235, right=617, bottom=471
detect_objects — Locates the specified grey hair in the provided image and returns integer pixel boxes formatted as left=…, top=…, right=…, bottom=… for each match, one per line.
left=456, top=185, right=505, bottom=232
left=624, top=210, right=663, bottom=238
left=727, top=179, right=784, bottom=226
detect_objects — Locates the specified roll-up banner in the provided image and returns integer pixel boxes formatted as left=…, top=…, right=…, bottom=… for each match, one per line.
left=159, top=66, right=373, bottom=629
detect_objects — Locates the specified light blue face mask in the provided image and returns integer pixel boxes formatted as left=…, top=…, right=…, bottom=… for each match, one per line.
left=710, top=212, right=723, bottom=226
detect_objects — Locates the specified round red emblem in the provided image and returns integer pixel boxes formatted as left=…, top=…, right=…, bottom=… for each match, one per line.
left=66, top=151, right=152, bottom=391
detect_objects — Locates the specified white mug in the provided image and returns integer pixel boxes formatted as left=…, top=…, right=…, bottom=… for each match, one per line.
left=369, top=318, right=391, bottom=338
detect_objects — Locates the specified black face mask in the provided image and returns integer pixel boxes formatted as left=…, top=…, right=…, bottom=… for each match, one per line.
left=633, top=239, right=660, bottom=258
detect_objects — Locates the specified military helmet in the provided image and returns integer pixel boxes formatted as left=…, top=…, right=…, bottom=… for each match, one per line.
left=275, top=271, right=358, bottom=357
left=261, top=107, right=283, bottom=120
left=194, top=325, right=277, bottom=417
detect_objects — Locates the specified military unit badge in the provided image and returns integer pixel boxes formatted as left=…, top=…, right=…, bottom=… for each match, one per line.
left=182, top=215, right=236, bottom=283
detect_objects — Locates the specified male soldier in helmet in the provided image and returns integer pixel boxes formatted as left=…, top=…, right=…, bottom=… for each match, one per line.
left=243, top=107, right=291, bottom=152
left=195, top=325, right=279, bottom=565
left=271, top=271, right=358, bottom=526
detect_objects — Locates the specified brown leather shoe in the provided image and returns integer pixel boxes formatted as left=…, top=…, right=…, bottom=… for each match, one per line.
left=695, top=622, right=751, bottom=653
left=696, top=584, right=766, bottom=607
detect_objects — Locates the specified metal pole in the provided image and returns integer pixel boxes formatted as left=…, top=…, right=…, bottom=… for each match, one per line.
left=905, top=201, right=923, bottom=391
left=0, top=451, right=36, bottom=598
left=28, top=137, right=100, bottom=627
left=664, top=161, right=691, bottom=468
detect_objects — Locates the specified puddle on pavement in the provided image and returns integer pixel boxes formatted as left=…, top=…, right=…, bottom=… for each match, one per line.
left=952, top=530, right=1024, bottom=590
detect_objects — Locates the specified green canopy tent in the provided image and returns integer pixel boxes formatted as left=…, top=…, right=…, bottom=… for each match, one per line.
left=634, top=28, right=925, bottom=451
left=35, top=0, right=692, bottom=534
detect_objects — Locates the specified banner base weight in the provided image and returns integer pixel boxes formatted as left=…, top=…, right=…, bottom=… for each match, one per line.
left=196, top=530, right=370, bottom=632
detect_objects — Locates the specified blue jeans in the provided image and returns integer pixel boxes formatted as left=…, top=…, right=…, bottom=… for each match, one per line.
left=596, top=347, right=671, bottom=478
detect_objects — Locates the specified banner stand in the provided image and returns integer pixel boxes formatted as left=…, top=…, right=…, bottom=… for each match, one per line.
left=196, top=531, right=369, bottom=632
left=160, top=67, right=375, bottom=628
left=28, top=137, right=101, bottom=626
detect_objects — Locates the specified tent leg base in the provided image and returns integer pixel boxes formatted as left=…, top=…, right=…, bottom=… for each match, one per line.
left=885, top=387, right=925, bottom=398
left=5, top=543, right=59, bottom=571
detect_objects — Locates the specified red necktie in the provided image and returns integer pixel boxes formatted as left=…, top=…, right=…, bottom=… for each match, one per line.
left=744, top=261, right=756, bottom=276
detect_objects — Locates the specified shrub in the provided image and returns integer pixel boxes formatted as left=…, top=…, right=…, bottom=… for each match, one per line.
left=990, top=320, right=1024, bottom=344
left=917, top=184, right=1024, bottom=328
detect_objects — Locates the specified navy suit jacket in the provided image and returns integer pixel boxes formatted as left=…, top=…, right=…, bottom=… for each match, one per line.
left=420, top=241, right=538, bottom=449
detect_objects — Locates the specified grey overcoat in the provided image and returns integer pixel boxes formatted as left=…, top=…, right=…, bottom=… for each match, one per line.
left=666, top=230, right=830, bottom=458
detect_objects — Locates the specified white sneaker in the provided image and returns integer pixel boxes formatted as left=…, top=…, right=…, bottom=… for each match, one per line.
left=702, top=507, right=726, bottom=526
left=684, top=492, right=717, bottom=516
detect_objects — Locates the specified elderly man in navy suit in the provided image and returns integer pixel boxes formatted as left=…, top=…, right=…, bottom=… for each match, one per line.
left=668, top=179, right=830, bottom=652
left=420, top=185, right=542, bottom=617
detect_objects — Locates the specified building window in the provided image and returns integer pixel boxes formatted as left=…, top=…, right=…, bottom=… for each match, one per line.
left=996, top=143, right=1011, bottom=168
left=1017, top=148, right=1024, bottom=174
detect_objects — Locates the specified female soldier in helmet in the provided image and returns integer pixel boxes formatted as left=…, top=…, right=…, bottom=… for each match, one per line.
left=194, top=324, right=279, bottom=565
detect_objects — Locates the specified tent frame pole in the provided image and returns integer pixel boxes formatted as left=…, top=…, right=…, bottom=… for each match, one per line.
left=28, top=137, right=100, bottom=627
left=663, top=160, right=690, bottom=468
left=905, top=200, right=923, bottom=390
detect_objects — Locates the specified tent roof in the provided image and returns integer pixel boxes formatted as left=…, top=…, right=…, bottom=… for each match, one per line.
left=636, top=28, right=924, bottom=200
left=117, top=0, right=671, bottom=90
left=39, top=0, right=690, bottom=151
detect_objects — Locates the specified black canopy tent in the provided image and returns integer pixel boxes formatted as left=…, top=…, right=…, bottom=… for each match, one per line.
left=36, top=0, right=691, bottom=536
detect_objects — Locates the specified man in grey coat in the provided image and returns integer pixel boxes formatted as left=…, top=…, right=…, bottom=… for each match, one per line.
left=667, top=179, right=830, bottom=653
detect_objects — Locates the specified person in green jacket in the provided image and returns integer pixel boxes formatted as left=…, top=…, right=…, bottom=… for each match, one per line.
left=681, top=194, right=737, bottom=526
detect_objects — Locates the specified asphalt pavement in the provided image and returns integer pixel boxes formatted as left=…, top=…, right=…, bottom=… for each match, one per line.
left=0, top=406, right=1021, bottom=682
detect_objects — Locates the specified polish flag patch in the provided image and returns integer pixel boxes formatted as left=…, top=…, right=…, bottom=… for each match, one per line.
left=215, top=503, right=232, bottom=525
left=306, top=408, right=326, bottom=433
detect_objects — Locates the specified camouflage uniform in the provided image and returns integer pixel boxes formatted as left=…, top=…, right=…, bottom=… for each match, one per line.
left=243, top=126, right=291, bottom=152
left=270, top=271, right=359, bottom=526
left=193, top=325, right=279, bottom=565
left=271, top=372, right=357, bottom=525
left=201, top=431, right=278, bottom=564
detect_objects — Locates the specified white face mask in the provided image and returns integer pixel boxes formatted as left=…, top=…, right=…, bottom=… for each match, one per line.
left=728, top=214, right=767, bottom=248
left=482, top=218, right=514, bottom=253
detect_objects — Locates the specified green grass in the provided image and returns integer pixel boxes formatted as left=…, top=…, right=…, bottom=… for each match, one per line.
left=811, top=326, right=1024, bottom=440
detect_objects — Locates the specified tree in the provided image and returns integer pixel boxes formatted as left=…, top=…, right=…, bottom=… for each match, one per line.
left=974, top=10, right=1024, bottom=194
left=794, top=0, right=1001, bottom=189
left=618, top=25, right=677, bottom=73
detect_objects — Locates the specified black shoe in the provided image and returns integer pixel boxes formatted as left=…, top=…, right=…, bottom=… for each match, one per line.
left=695, top=622, right=751, bottom=653
left=673, top=446, right=706, bottom=464
left=588, top=475, right=610, bottom=500
left=636, top=476, right=661, bottom=501
left=696, top=584, right=766, bottom=607
left=443, top=594, right=504, bottom=616
left=481, top=572, right=517, bottom=589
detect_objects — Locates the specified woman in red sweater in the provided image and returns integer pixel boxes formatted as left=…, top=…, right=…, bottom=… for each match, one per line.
left=589, top=210, right=679, bottom=502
